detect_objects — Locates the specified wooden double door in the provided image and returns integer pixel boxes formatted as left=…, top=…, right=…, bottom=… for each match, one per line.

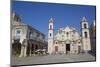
left=55, top=46, right=58, bottom=52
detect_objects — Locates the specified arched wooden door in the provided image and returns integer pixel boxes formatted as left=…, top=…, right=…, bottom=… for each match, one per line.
left=12, top=40, right=21, bottom=56
left=55, top=46, right=58, bottom=52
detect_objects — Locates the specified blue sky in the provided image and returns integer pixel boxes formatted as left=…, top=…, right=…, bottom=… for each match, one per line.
left=12, top=1, right=96, bottom=39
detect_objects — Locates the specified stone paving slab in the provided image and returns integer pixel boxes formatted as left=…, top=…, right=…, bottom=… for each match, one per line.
left=11, top=53, right=96, bottom=66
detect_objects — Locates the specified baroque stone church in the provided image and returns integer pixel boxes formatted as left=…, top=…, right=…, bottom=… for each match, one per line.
left=48, top=17, right=91, bottom=54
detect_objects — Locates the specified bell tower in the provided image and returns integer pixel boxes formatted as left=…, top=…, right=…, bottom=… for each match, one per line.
left=81, top=17, right=91, bottom=53
left=48, top=17, right=54, bottom=54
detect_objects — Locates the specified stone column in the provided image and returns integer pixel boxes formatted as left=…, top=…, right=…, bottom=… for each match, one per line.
left=23, top=39, right=28, bottom=57
left=29, top=41, right=32, bottom=56
left=38, top=44, right=40, bottom=55
left=33, top=44, right=36, bottom=56
left=70, top=41, right=74, bottom=54
left=19, top=45, right=24, bottom=57
left=62, top=42, right=66, bottom=54
left=19, top=39, right=25, bottom=57
left=23, top=45, right=27, bottom=57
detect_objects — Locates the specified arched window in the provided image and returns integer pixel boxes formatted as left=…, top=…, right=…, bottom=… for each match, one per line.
left=29, top=32, right=33, bottom=39
left=66, top=32, right=69, bottom=36
left=84, top=23, right=87, bottom=28
left=50, top=33, right=51, bottom=37
left=50, top=25, right=52, bottom=29
left=84, top=32, right=88, bottom=38
left=56, top=42, right=57, bottom=44
left=16, top=30, right=20, bottom=40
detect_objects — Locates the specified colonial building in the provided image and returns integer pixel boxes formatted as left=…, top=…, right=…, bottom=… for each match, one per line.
left=48, top=17, right=92, bottom=54
left=90, top=20, right=96, bottom=55
left=12, top=12, right=47, bottom=57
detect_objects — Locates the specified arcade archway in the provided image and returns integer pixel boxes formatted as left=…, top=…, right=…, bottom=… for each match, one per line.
left=12, top=40, right=21, bottom=56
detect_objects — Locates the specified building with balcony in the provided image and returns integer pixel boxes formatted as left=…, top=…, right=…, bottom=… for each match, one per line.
left=11, top=12, right=47, bottom=57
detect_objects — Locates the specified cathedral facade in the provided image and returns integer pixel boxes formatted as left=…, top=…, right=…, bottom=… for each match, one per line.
left=48, top=17, right=91, bottom=54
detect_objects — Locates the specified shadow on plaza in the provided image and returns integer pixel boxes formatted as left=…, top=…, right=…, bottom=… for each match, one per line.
left=11, top=53, right=96, bottom=67
left=88, top=51, right=96, bottom=57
